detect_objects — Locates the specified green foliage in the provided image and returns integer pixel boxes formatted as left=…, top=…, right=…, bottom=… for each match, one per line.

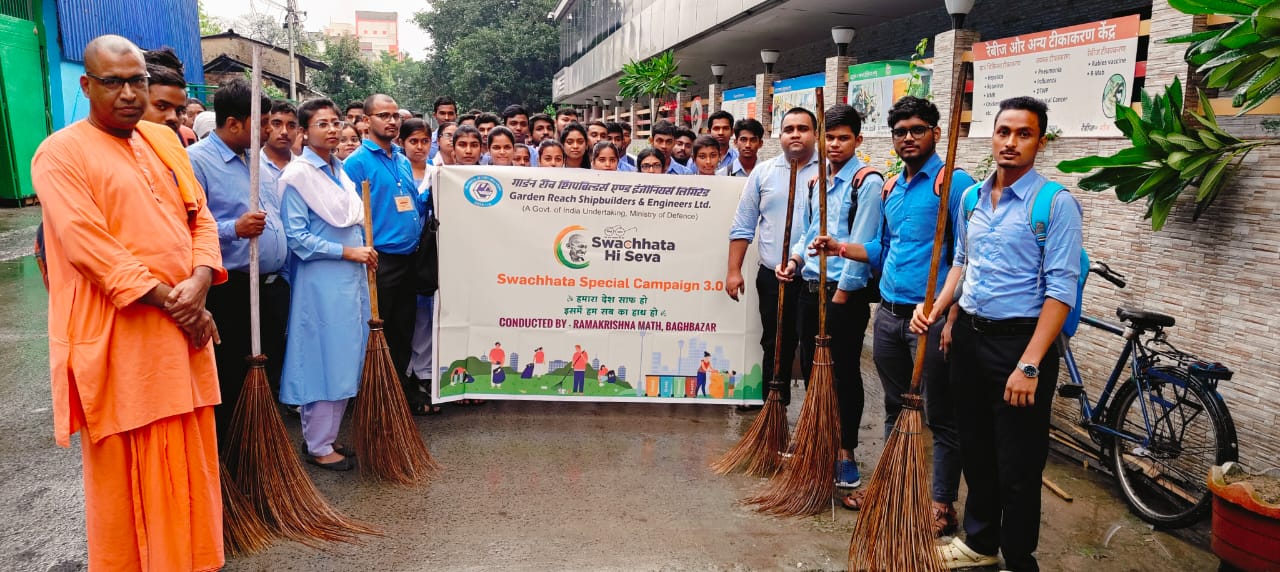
left=905, top=38, right=931, bottom=99
left=198, top=1, right=224, bottom=37
left=412, top=0, right=559, bottom=111
left=1167, top=0, right=1280, bottom=113
left=1057, top=79, right=1275, bottom=230
left=616, top=51, right=693, bottom=101
left=313, top=35, right=389, bottom=109
left=229, top=12, right=320, bottom=57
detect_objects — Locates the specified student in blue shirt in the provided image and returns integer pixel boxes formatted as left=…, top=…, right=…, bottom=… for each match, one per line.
left=725, top=107, right=820, bottom=406
left=650, top=121, right=692, bottom=175
left=708, top=110, right=739, bottom=174
left=718, top=119, right=764, bottom=177
left=606, top=122, right=635, bottom=171
left=915, top=97, right=1083, bottom=572
left=812, top=96, right=973, bottom=532
left=778, top=104, right=882, bottom=489
left=342, top=94, right=427, bottom=413
left=187, top=79, right=290, bottom=443
left=426, top=96, right=457, bottom=161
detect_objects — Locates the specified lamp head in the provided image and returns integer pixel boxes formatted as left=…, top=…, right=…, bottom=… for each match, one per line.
left=760, top=49, right=780, bottom=74
left=711, top=63, right=727, bottom=84
left=945, top=0, right=976, bottom=29
left=831, top=27, right=855, bottom=56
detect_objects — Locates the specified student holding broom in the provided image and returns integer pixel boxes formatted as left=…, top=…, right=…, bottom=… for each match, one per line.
left=913, top=96, right=1082, bottom=571
left=278, top=98, right=377, bottom=471
left=812, top=96, right=974, bottom=535
left=780, top=103, right=883, bottom=491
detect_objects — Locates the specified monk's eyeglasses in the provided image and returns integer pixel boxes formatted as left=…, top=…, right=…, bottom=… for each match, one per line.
left=87, top=72, right=150, bottom=91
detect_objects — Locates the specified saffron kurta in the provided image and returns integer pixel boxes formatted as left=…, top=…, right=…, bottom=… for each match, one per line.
left=278, top=149, right=370, bottom=405
left=31, top=119, right=228, bottom=572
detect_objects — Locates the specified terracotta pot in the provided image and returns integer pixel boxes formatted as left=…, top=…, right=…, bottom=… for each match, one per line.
left=1209, top=463, right=1280, bottom=571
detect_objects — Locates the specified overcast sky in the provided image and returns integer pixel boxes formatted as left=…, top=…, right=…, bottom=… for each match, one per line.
left=205, top=0, right=433, bottom=58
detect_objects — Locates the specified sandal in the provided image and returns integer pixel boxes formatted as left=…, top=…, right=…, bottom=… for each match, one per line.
left=410, top=403, right=443, bottom=416
left=305, top=455, right=354, bottom=472
left=334, top=445, right=357, bottom=457
left=841, top=489, right=868, bottom=511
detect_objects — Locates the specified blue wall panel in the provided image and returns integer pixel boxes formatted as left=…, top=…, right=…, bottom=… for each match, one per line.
left=56, top=0, right=203, bottom=85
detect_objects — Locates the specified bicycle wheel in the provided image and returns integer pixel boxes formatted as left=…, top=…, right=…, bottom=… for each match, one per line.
left=1105, top=368, right=1235, bottom=528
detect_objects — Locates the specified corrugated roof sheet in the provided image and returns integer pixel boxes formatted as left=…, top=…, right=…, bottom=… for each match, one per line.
left=57, top=0, right=204, bottom=85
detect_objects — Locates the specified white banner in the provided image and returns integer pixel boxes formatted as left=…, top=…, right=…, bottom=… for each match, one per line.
left=970, top=15, right=1141, bottom=138
left=432, top=166, right=764, bottom=404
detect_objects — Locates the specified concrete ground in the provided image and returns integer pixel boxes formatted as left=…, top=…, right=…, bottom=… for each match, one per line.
left=0, top=206, right=1221, bottom=571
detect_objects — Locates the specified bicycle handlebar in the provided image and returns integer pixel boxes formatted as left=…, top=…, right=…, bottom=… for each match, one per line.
left=1090, top=261, right=1126, bottom=288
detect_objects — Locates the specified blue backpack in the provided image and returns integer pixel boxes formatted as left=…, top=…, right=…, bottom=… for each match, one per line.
left=960, top=178, right=1089, bottom=336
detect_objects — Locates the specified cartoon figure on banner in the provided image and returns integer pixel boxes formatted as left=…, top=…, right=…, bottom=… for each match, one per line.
left=555, top=225, right=591, bottom=269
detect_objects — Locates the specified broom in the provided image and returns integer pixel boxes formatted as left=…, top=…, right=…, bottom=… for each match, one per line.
left=220, top=461, right=273, bottom=556
left=747, top=87, right=842, bottom=517
left=223, top=45, right=378, bottom=546
left=848, top=52, right=971, bottom=572
left=353, top=181, right=440, bottom=484
left=710, top=158, right=800, bottom=478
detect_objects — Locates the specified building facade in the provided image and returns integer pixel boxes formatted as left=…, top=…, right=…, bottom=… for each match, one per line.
left=201, top=31, right=328, bottom=99
left=354, top=10, right=398, bottom=58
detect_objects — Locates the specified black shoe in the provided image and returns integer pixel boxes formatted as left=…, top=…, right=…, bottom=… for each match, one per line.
left=306, top=455, right=354, bottom=471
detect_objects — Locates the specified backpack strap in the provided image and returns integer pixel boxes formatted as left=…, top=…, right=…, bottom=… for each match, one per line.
left=881, top=174, right=899, bottom=201
left=1027, top=179, right=1066, bottom=249
left=848, top=166, right=882, bottom=234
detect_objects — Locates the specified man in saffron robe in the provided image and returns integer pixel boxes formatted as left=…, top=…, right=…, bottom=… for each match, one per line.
left=31, top=35, right=227, bottom=571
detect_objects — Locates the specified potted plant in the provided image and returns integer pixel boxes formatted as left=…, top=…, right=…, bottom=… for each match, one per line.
left=617, top=51, right=692, bottom=130
left=1208, top=462, right=1280, bottom=571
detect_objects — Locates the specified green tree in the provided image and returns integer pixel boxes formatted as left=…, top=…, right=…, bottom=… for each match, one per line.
left=313, top=35, right=388, bottom=107
left=198, top=1, right=225, bottom=37
left=412, top=0, right=559, bottom=111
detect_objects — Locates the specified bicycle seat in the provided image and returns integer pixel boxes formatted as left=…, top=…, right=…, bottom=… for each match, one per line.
left=1116, top=307, right=1175, bottom=329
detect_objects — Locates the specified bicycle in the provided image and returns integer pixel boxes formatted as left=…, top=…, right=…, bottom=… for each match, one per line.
left=1056, top=261, right=1239, bottom=528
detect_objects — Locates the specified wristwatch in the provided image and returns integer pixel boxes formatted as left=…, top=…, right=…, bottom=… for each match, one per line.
left=1018, top=362, right=1040, bottom=378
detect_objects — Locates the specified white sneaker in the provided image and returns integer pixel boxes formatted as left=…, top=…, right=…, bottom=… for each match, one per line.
left=937, top=537, right=999, bottom=569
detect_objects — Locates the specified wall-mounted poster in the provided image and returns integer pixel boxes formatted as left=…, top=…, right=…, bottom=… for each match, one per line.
left=720, top=85, right=756, bottom=123
left=770, top=72, right=825, bottom=138
left=846, top=60, right=932, bottom=137
left=970, top=15, right=1141, bottom=137
left=432, top=166, right=765, bottom=405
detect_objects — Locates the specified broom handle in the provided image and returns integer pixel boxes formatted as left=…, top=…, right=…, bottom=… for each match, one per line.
left=772, top=161, right=800, bottom=384
left=247, top=45, right=262, bottom=357
left=908, top=50, right=969, bottom=393
left=361, top=180, right=381, bottom=320
left=814, top=87, right=829, bottom=337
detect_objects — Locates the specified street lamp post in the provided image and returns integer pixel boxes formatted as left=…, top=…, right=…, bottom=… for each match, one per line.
left=831, top=26, right=855, bottom=57
left=760, top=49, right=780, bottom=75
left=711, top=64, right=726, bottom=85
left=945, top=0, right=976, bottom=30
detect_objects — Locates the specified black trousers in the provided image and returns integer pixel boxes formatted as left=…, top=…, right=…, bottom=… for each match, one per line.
left=206, top=270, right=291, bottom=445
left=375, top=251, right=421, bottom=406
left=797, top=283, right=871, bottom=452
left=950, top=312, right=1059, bottom=572
left=754, top=265, right=799, bottom=405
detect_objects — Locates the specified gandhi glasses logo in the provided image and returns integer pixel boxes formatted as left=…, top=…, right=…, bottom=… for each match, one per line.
left=463, top=175, right=503, bottom=207
left=554, top=225, right=591, bottom=269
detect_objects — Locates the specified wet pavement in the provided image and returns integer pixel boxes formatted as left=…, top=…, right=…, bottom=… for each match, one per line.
left=0, top=209, right=1222, bottom=571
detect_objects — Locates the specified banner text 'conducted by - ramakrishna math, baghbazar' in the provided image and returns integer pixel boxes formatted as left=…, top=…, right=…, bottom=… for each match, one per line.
left=432, top=166, right=764, bottom=405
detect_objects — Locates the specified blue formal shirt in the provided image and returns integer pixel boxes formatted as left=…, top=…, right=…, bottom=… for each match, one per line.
left=666, top=160, right=692, bottom=175
left=618, top=161, right=636, bottom=172
left=955, top=168, right=1083, bottom=319
left=862, top=154, right=975, bottom=305
left=718, top=147, right=738, bottom=173
left=187, top=131, right=288, bottom=274
left=728, top=152, right=819, bottom=270
left=342, top=138, right=424, bottom=254
left=717, top=156, right=751, bottom=177
left=619, top=153, right=636, bottom=171
left=790, top=158, right=882, bottom=289
left=427, top=140, right=439, bottom=162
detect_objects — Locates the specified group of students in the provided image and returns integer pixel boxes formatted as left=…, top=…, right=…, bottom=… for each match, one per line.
left=34, top=33, right=1079, bottom=572
left=727, top=94, right=1082, bottom=572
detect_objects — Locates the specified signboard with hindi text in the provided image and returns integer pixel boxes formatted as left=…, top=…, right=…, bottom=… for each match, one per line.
left=846, top=60, right=932, bottom=137
left=432, top=166, right=763, bottom=405
left=970, top=15, right=1141, bottom=138
left=770, top=73, right=825, bottom=138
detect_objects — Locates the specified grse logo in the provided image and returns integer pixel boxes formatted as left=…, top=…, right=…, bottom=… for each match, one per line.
left=554, top=225, right=590, bottom=269
left=463, top=175, right=503, bottom=207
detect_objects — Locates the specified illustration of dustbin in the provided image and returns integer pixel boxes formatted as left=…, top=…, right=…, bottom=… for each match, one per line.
left=710, top=370, right=725, bottom=399
left=659, top=376, right=674, bottom=397
left=685, top=376, right=697, bottom=398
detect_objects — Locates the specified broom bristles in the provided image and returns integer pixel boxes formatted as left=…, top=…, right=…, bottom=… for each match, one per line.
left=746, top=338, right=841, bottom=517
left=220, top=462, right=274, bottom=556
left=225, top=358, right=380, bottom=545
left=848, top=397, right=945, bottom=572
left=710, top=383, right=788, bottom=477
left=353, top=322, right=440, bottom=485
